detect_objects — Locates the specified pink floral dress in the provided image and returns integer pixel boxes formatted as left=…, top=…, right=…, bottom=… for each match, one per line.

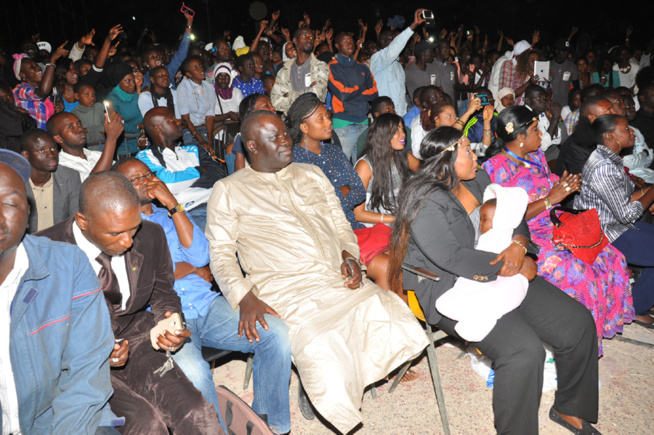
left=483, top=150, right=634, bottom=356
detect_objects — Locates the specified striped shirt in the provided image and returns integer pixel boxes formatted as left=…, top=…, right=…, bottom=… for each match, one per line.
left=574, top=145, right=643, bottom=242
left=499, top=60, right=529, bottom=105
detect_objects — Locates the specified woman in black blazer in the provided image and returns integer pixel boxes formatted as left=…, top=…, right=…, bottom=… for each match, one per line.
left=389, top=127, right=600, bottom=435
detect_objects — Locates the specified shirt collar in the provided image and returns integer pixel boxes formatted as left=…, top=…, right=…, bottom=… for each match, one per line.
left=596, top=145, right=623, bottom=166
left=73, top=219, right=102, bottom=260
left=1, top=243, right=29, bottom=292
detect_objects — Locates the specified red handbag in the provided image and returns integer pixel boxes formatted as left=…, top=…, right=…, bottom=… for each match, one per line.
left=550, top=207, right=608, bottom=265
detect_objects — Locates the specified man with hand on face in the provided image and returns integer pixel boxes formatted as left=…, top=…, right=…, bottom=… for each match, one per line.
left=37, top=171, right=222, bottom=435
left=205, top=111, right=428, bottom=435
left=47, top=111, right=124, bottom=181
left=0, top=150, right=121, bottom=434
left=271, top=28, right=329, bottom=114
left=371, top=9, right=427, bottom=116
left=328, top=32, right=378, bottom=163
left=20, top=129, right=80, bottom=233
left=524, top=84, right=562, bottom=160
left=113, top=158, right=292, bottom=435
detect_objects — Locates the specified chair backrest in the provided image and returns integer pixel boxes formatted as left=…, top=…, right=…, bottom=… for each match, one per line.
left=401, top=264, right=441, bottom=322
left=217, top=385, right=273, bottom=435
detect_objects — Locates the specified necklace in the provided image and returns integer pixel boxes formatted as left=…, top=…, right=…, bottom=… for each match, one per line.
left=619, top=65, right=631, bottom=74
left=503, top=148, right=545, bottom=172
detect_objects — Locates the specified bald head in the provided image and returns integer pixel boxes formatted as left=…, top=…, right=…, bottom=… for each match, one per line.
left=241, top=111, right=292, bottom=173
left=143, top=107, right=183, bottom=148
left=79, top=171, right=140, bottom=217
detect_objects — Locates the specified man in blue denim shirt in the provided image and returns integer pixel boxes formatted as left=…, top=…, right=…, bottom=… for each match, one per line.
left=114, top=158, right=292, bottom=435
left=0, top=150, right=121, bottom=434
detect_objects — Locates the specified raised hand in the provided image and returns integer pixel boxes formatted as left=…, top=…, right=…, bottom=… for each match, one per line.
left=50, top=41, right=69, bottom=63
left=107, top=24, right=122, bottom=41
left=81, top=29, right=96, bottom=46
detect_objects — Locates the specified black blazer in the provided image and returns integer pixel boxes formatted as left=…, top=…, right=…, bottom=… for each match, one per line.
left=25, top=166, right=81, bottom=234
left=37, top=217, right=181, bottom=339
left=402, top=170, right=530, bottom=325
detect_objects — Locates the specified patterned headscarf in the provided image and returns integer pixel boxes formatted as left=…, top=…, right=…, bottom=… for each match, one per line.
left=213, top=62, right=237, bottom=100
left=13, top=53, right=29, bottom=81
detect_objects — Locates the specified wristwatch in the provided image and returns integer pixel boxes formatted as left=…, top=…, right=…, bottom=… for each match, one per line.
left=168, top=204, right=185, bottom=217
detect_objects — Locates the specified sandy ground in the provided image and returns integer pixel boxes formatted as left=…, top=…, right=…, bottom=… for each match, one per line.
left=211, top=322, right=654, bottom=434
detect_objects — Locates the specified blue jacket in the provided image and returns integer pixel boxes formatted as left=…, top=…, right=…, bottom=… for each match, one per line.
left=328, top=54, right=378, bottom=123
left=3, top=235, right=120, bottom=433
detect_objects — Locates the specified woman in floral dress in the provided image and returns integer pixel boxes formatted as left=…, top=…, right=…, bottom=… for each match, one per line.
left=482, top=106, right=634, bottom=355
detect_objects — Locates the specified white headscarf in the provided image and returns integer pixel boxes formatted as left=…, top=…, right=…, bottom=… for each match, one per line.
left=495, top=87, right=515, bottom=113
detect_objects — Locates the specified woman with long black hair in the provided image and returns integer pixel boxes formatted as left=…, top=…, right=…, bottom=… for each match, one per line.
left=389, top=126, right=600, bottom=434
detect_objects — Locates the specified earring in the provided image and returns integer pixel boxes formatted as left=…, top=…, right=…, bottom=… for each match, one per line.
left=519, top=142, right=524, bottom=148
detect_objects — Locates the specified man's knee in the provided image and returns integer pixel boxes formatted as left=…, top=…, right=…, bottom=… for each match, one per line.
left=117, top=405, right=168, bottom=434
left=258, top=314, right=291, bottom=352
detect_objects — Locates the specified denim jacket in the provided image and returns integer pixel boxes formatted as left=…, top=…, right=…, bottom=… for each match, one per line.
left=2, top=234, right=121, bottom=433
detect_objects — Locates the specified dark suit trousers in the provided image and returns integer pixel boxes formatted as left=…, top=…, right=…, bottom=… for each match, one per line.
left=436, top=276, right=598, bottom=435
left=109, top=334, right=223, bottom=435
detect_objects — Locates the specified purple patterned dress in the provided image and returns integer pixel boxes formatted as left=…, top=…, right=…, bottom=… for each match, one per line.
left=483, top=150, right=634, bottom=356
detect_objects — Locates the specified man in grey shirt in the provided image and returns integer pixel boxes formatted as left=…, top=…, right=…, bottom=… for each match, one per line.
left=433, top=40, right=456, bottom=105
left=405, top=40, right=440, bottom=99
left=550, top=39, right=579, bottom=108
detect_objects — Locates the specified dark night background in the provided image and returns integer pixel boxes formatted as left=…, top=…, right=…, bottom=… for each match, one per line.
left=1, top=0, right=651, bottom=53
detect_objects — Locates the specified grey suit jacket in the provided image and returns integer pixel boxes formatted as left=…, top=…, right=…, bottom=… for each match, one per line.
left=26, top=165, right=81, bottom=234
left=403, top=169, right=531, bottom=325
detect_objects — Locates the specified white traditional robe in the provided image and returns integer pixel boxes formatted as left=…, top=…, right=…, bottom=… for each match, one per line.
left=206, top=163, right=428, bottom=433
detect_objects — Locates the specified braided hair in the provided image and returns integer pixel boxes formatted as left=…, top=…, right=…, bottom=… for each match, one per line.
left=149, top=66, right=175, bottom=114
left=284, top=93, right=322, bottom=144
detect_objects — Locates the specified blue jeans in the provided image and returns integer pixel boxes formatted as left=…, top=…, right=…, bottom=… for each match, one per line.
left=172, top=296, right=292, bottom=434
left=187, top=204, right=208, bottom=232
left=611, top=221, right=654, bottom=315
left=334, top=123, right=368, bottom=164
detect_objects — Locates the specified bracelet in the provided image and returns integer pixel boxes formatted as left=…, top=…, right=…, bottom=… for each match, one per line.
left=511, top=239, right=528, bottom=255
left=641, top=188, right=646, bottom=198
left=455, top=119, right=464, bottom=126
left=380, top=213, right=385, bottom=223
left=45, top=63, right=56, bottom=69
left=187, top=26, right=192, bottom=29
left=543, top=197, right=552, bottom=210
left=192, top=131, right=200, bottom=138
left=483, top=129, right=492, bottom=135
left=345, top=256, right=360, bottom=271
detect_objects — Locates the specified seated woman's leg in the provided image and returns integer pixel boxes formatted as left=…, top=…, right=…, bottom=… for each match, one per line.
left=366, top=252, right=390, bottom=290
left=518, top=277, right=598, bottom=426
left=612, top=221, right=654, bottom=318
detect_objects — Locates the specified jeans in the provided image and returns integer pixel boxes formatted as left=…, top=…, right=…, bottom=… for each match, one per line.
left=173, top=296, right=292, bottom=434
left=334, top=123, right=368, bottom=164
left=187, top=204, right=208, bottom=232
left=182, top=127, right=209, bottom=148
left=611, top=221, right=654, bottom=315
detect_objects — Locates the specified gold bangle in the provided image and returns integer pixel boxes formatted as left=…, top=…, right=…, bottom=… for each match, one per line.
left=511, top=239, right=528, bottom=255
left=455, top=119, right=464, bottom=126
left=380, top=213, right=385, bottom=224
left=641, top=188, right=646, bottom=198
left=543, top=197, right=552, bottom=210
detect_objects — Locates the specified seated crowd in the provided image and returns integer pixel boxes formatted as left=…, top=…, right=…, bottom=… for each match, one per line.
left=2, top=4, right=654, bottom=435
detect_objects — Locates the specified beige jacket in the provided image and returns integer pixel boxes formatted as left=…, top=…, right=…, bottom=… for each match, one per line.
left=271, top=54, right=329, bottom=114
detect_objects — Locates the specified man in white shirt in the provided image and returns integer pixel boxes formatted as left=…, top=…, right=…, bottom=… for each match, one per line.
left=46, top=111, right=124, bottom=181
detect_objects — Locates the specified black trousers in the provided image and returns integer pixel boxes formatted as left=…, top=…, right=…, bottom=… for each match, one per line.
left=437, top=276, right=598, bottom=435
left=109, top=334, right=224, bottom=435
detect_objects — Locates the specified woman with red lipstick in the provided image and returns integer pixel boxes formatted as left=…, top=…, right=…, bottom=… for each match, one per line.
left=354, top=113, right=412, bottom=293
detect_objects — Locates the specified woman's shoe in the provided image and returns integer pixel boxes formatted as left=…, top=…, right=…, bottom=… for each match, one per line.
left=549, top=407, right=602, bottom=435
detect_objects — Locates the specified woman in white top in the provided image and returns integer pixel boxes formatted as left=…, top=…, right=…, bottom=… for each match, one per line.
left=213, top=62, right=243, bottom=122
left=138, top=66, right=180, bottom=118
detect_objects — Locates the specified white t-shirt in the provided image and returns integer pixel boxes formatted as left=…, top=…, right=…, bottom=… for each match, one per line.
left=58, top=149, right=104, bottom=182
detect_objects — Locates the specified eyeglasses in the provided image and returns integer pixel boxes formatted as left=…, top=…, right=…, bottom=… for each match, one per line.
left=129, top=171, right=155, bottom=184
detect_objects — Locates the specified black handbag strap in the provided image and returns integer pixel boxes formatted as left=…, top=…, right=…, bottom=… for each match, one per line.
left=549, top=206, right=584, bottom=226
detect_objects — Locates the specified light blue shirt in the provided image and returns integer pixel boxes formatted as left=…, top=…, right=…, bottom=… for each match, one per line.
left=176, top=77, right=217, bottom=126
left=370, top=27, right=414, bottom=116
left=142, top=205, right=217, bottom=319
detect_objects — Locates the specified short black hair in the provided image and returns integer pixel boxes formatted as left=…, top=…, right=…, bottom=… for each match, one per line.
left=79, top=171, right=140, bottom=216
left=371, top=96, right=393, bottom=118
left=20, top=128, right=52, bottom=151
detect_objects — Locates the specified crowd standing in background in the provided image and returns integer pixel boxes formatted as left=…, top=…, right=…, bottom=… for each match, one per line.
left=2, top=4, right=654, bottom=434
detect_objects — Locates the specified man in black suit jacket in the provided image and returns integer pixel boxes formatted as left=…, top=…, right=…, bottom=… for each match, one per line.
left=38, top=171, right=222, bottom=435
left=20, top=129, right=80, bottom=233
